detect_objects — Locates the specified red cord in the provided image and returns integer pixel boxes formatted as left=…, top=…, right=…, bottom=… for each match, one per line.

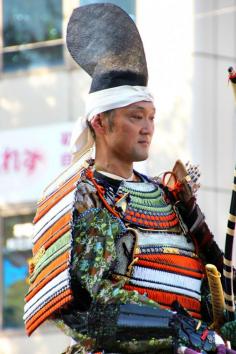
left=85, top=168, right=120, bottom=218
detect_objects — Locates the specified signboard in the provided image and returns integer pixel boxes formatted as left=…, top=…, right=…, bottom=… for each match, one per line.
left=0, top=122, right=74, bottom=205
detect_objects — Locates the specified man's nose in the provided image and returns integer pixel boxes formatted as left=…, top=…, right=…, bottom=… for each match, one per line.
left=140, top=119, right=154, bottom=135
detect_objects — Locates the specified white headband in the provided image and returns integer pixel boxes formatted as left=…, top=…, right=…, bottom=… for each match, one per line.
left=86, top=85, right=153, bottom=120
left=70, top=85, right=154, bottom=158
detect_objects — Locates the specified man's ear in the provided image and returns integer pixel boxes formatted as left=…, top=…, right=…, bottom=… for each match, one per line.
left=90, top=113, right=106, bottom=135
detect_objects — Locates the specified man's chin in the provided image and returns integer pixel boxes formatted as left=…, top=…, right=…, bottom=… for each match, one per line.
left=133, top=152, right=149, bottom=162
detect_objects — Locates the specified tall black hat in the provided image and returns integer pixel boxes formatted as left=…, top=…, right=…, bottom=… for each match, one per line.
left=66, top=3, right=148, bottom=93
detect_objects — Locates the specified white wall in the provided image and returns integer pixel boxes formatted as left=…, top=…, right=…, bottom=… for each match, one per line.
left=136, top=0, right=194, bottom=174
left=193, top=0, right=236, bottom=257
left=0, top=68, right=90, bottom=130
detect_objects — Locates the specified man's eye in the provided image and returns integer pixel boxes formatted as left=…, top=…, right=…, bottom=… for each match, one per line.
left=132, top=115, right=143, bottom=120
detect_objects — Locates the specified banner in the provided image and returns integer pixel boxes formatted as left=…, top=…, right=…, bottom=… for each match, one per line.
left=0, top=122, right=74, bottom=205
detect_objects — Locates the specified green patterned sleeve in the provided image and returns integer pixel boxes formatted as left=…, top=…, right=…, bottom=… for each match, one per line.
left=71, top=207, right=158, bottom=307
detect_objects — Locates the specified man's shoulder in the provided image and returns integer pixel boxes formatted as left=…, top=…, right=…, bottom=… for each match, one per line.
left=74, top=174, right=100, bottom=213
left=134, top=171, right=163, bottom=191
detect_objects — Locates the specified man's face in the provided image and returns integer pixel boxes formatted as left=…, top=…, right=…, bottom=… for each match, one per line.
left=102, top=101, right=155, bottom=163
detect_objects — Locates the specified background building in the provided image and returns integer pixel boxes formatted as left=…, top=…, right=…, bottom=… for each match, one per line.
left=0, top=0, right=235, bottom=353
left=193, top=0, right=236, bottom=255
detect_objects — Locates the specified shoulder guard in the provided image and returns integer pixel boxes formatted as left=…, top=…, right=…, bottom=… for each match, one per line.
left=24, top=151, right=92, bottom=336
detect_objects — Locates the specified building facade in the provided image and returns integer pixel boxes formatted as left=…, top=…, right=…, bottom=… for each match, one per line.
left=193, top=0, right=236, bottom=255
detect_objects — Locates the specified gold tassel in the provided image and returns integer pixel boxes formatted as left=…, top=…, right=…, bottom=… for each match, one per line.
left=205, top=264, right=225, bottom=331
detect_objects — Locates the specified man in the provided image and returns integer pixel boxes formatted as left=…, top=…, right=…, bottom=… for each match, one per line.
left=24, top=4, right=236, bottom=353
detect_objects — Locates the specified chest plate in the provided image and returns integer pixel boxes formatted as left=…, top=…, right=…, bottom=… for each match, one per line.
left=117, top=180, right=179, bottom=230
left=114, top=181, right=204, bottom=319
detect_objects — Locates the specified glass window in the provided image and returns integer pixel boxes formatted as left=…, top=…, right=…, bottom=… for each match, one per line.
left=2, top=0, right=63, bottom=72
left=2, top=213, right=34, bottom=328
left=79, top=0, right=136, bottom=20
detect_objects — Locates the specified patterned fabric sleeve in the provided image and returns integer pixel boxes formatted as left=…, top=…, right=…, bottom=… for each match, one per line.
left=70, top=179, right=160, bottom=308
left=71, top=207, right=158, bottom=307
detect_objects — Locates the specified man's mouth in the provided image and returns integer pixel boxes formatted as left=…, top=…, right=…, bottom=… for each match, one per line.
left=138, top=141, right=149, bottom=146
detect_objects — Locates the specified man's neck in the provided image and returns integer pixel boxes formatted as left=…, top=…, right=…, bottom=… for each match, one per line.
left=94, top=158, right=133, bottom=180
